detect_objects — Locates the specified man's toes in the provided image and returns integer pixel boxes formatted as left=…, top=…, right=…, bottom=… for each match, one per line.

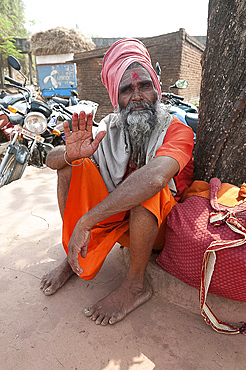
left=109, top=315, right=118, bottom=325
left=40, top=278, right=57, bottom=296
left=84, top=301, right=123, bottom=325
left=95, top=314, right=106, bottom=325
left=43, top=286, right=55, bottom=295
left=90, top=311, right=100, bottom=321
left=101, top=316, right=110, bottom=326
left=84, top=307, right=94, bottom=317
left=40, top=280, right=49, bottom=292
left=40, top=276, right=47, bottom=290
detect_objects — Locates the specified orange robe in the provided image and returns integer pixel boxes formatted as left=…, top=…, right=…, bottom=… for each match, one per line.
left=62, top=158, right=177, bottom=280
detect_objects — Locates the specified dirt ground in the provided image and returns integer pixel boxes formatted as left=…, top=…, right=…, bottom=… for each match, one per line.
left=0, top=166, right=245, bottom=370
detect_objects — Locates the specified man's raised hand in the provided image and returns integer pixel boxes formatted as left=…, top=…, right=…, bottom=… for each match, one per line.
left=63, top=111, right=106, bottom=162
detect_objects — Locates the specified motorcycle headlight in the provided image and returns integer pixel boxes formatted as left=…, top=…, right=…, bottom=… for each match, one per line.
left=24, top=112, right=47, bottom=134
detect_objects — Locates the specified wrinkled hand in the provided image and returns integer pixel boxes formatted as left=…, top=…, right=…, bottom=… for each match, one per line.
left=67, top=219, right=91, bottom=275
left=63, top=111, right=106, bottom=161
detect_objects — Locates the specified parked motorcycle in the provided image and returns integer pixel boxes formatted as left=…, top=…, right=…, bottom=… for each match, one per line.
left=44, top=99, right=99, bottom=147
left=0, top=56, right=54, bottom=187
left=0, top=109, right=12, bottom=160
left=41, top=85, right=79, bottom=108
left=0, top=55, right=101, bottom=187
left=39, top=82, right=99, bottom=146
left=156, top=62, right=198, bottom=135
left=51, top=88, right=79, bottom=107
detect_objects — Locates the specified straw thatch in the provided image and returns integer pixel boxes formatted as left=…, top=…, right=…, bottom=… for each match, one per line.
left=30, top=27, right=95, bottom=56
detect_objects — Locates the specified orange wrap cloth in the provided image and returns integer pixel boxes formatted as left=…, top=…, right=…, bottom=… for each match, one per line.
left=62, top=159, right=176, bottom=280
left=182, top=180, right=246, bottom=207
left=101, top=38, right=162, bottom=109
left=237, top=183, right=246, bottom=202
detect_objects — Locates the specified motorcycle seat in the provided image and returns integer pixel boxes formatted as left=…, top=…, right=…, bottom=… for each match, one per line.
left=52, top=97, right=69, bottom=107
left=185, top=112, right=198, bottom=133
left=0, top=93, right=29, bottom=108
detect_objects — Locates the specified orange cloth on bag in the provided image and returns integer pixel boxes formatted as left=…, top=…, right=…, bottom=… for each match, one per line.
left=62, top=158, right=177, bottom=280
left=181, top=180, right=246, bottom=207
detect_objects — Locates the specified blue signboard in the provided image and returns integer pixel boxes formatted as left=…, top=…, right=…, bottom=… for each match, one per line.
left=37, top=63, right=77, bottom=97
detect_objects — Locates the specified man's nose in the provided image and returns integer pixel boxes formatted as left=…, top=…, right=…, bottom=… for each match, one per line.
left=132, top=87, right=141, bottom=100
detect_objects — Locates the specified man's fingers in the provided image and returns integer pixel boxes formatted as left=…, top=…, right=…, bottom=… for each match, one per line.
left=91, top=131, right=106, bottom=152
left=80, top=245, right=88, bottom=258
left=63, top=120, right=71, bottom=137
left=68, top=254, right=83, bottom=275
left=85, top=113, right=93, bottom=133
left=70, top=111, right=93, bottom=135
left=71, top=113, right=79, bottom=132
left=78, top=111, right=86, bottom=131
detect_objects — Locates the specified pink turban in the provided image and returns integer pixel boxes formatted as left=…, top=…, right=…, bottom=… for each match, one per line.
left=101, top=38, right=162, bottom=109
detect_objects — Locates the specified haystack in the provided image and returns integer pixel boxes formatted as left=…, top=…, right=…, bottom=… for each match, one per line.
left=30, top=27, right=95, bottom=56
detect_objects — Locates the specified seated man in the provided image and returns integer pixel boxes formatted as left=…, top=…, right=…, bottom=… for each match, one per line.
left=40, top=38, right=194, bottom=326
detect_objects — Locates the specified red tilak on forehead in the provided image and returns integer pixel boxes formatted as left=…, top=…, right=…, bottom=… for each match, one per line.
left=132, top=72, right=139, bottom=79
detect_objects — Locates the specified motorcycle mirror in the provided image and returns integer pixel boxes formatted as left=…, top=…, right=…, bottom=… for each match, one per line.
left=7, top=55, right=27, bottom=86
left=175, top=80, right=188, bottom=89
left=156, top=62, right=162, bottom=86
left=156, top=62, right=161, bottom=76
left=7, top=56, right=21, bottom=71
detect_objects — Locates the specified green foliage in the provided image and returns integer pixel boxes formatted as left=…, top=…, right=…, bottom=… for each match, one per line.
left=0, top=15, right=20, bottom=59
left=0, top=0, right=29, bottom=60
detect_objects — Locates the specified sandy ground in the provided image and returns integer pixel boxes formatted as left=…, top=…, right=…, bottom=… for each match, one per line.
left=0, top=165, right=245, bottom=370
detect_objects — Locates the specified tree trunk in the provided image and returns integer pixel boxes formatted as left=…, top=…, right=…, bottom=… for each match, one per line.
left=194, top=0, right=246, bottom=186
left=0, top=54, right=4, bottom=89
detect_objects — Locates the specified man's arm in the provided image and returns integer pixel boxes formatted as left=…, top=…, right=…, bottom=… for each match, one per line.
left=68, top=155, right=179, bottom=274
left=46, top=145, right=69, bottom=170
left=83, top=155, right=178, bottom=224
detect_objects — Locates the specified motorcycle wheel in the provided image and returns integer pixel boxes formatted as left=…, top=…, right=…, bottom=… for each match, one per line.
left=0, top=152, right=27, bottom=188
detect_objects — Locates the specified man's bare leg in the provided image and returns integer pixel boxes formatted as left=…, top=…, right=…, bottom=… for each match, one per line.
left=40, top=165, right=74, bottom=295
left=57, top=165, right=72, bottom=219
left=84, top=205, right=159, bottom=325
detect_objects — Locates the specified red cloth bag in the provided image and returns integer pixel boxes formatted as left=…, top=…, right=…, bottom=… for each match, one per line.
left=156, top=178, right=246, bottom=334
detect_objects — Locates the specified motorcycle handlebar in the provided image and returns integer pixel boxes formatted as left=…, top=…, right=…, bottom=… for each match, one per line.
left=4, top=82, right=30, bottom=98
left=162, top=92, right=184, bottom=101
left=5, top=76, right=23, bottom=87
left=53, top=103, right=73, bottom=117
left=177, top=100, right=191, bottom=108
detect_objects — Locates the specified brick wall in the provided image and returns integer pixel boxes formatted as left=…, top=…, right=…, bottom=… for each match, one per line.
left=76, top=56, right=111, bottom=121
left=74, top=29, right=205, bottom=122
left=179, top=32, right=205, bottom=103
left=141, top=31, right=183, bottom=92
left=142, top=29, right=204, bottom=104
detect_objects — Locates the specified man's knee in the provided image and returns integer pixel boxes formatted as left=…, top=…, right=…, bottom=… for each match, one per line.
left=130, top=205, right=158, bottom=227
left=129, top=205, right=159, bottom=250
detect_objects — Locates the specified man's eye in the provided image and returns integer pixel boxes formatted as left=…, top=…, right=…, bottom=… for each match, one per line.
left=141, top=82, right=152, bottom=89
left=121, top=86, right=132, bottom=94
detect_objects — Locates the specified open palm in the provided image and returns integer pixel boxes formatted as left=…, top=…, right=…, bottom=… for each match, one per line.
left=63, top=111, right=106, bottom=161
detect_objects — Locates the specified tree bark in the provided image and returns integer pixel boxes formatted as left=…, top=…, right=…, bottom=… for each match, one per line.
left=0, top=54, right=4, bottom=89
left=194, top=0, right=246, bottom=186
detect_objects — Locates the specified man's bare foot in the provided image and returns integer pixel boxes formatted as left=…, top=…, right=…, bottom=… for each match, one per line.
left=84, top=274, right=152, bottom=325
left=40, top=257, right=74, bottom=295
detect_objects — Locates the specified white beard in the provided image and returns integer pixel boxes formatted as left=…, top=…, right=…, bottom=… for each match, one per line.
left=118, top=101, right=164, bottom=168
